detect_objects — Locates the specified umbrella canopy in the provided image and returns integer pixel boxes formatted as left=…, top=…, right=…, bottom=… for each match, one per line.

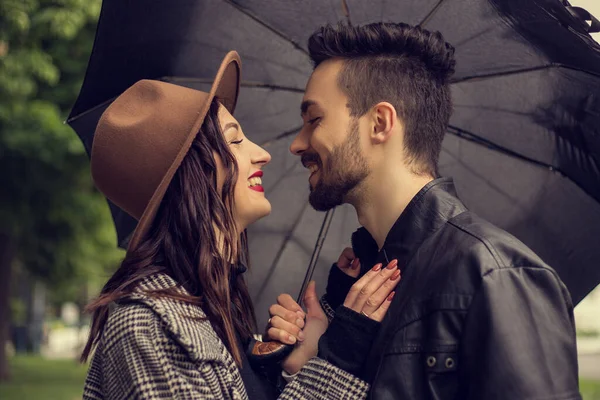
left=69, top=0, right=600, bottom=326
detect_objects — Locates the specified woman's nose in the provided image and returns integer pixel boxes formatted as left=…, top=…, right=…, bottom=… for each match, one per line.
left=253, top=142, right=271, bottom=165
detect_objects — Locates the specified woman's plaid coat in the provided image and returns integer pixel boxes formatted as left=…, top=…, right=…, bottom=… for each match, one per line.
left=82, top=274, right=369, bottom=399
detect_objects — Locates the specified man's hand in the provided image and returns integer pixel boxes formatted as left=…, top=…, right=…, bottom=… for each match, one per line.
left=337, top=247, right=360, bottom=278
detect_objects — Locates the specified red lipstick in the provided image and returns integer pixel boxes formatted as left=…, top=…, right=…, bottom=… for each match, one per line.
left=249, top=170, right=264, bottom=192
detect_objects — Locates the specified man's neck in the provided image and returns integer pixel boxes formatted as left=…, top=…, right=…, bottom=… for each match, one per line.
left=352, top=168, right=433, bottom=250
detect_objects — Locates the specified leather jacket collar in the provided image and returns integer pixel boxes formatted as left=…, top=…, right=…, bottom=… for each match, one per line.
left=351, top=177, right=467, bottom=271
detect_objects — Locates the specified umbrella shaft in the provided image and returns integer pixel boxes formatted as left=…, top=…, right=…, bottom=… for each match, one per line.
left=297, top=208, right=336, bottom=304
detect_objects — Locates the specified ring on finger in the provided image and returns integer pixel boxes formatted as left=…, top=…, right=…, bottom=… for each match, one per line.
left=361, top=311, right=370, bottom=318
left=267, top=317, right=272, bottom=325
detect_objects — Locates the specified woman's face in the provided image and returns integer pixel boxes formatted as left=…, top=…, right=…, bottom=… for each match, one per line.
left=217, top=104, right=272, bottom=231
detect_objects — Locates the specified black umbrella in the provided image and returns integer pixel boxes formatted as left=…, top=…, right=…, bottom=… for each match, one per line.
left=68, top=0, right=600, bottom=326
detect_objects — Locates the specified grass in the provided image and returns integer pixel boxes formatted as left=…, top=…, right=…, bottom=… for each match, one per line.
left=582, top=379, right=600, bottom=400
left=578, top=329, right=600, bottom=338
left=0, top=355, right=599, bottom=399
left=0, top=355, right=87, bottom=400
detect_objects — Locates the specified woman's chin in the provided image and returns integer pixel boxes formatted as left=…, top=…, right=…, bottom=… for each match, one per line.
left=239, top=203, right=272, bottom=229
left=256, top=202, right=272, bottom=220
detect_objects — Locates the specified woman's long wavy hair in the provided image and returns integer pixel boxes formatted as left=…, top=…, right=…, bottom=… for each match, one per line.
left=81, top=99, right=256, bottom=366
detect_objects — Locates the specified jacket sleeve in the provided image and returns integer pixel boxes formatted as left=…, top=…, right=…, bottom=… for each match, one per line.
left=321, top=263, right=359, bottom=322
left=460, top=266, right=581, bottom=400
left=320, top=296, right=336, bottom=322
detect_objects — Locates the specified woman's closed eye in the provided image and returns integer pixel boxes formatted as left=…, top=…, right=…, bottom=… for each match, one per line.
left=230, top=139, right=244, bottom=145
left=308, top=117, right=321, bottom=125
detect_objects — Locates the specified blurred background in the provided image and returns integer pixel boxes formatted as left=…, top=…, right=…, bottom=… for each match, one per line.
left=0, top=0, right=599, bottom=399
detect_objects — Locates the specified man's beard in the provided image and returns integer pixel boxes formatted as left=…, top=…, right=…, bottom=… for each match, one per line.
left=307, top=120, right=369, bottom=211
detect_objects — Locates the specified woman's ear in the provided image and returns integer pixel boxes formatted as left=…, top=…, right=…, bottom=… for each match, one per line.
left=370, top=102, right=397, bottom=145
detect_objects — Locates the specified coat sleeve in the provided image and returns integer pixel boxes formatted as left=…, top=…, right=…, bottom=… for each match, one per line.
left=277, top=357, right=369, bottom=400
left=87, top=306, right=221, bottom=400
left=86, top=303, right=370, bottom=400
left=460, top=266, right=581, bottom=400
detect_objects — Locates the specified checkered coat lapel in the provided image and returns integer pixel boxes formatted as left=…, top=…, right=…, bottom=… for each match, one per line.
left=83, top=273, right=370, bottom=399
left=128, top=274, right=233, bottom=364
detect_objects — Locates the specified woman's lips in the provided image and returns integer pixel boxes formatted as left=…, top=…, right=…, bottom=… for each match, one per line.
left=248, top=170, right=264, bottom=192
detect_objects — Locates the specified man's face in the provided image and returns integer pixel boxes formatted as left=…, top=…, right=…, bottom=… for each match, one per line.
left=290, top=59, right=369, bottom=211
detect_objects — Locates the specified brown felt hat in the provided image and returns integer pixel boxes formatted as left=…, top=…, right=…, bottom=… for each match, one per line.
left=91, top=51, right=241, bottom=251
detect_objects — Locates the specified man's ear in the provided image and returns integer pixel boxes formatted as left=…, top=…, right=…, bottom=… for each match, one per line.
left=370, top=102, right=398, bottom=144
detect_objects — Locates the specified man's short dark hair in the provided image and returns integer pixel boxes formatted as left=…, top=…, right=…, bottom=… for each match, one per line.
left=308, top=22, right=456, bottom=176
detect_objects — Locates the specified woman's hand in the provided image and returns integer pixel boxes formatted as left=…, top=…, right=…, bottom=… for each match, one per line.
left=343, top=259, right=400, bottom=322
left=265, top=293, right=306, bottom=346
left=267, top=259, right=401, bottom=375
left=265, top=281, right=328, bottom=374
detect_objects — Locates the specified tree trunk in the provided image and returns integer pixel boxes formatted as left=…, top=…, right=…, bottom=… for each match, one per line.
left=0, top=232, right=15, bottom=381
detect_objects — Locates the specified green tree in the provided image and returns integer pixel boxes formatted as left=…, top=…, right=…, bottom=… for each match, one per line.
left=0, top=0, right=123, bottom=380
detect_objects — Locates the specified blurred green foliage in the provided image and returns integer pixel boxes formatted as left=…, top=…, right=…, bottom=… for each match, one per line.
left=0, top=0, right=123, bottom=300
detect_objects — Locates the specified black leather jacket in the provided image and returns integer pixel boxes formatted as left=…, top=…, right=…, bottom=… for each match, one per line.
left=322, top=178, right=581, bottom=400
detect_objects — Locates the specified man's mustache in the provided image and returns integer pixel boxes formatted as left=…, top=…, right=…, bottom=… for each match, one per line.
left=301, top=152, right=321, bottom=169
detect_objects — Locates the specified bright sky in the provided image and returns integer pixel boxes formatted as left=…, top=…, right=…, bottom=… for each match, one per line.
left=568, top=0, right=600, bottom=43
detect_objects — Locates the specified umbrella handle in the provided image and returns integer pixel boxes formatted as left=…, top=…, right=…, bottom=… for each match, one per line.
left=247, top=209, right=336, bottom=368
left=246, top=337, right=294, bottom=366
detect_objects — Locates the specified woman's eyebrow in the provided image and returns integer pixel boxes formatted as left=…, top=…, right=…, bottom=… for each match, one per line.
left=223, top=122, right=239, bottom=132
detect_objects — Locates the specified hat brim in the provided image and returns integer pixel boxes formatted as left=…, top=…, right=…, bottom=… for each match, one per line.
left=126, top=51, right=241, bottom=252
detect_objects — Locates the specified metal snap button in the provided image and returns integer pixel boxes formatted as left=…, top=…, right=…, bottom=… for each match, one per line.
left=426, top=356, right=437, bottom=367
left=445, top=357, right=455, bottom=369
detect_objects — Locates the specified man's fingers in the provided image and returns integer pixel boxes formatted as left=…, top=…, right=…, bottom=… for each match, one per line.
left=360, top=269, right=401, bottom=316
left=344, top=260, right=398, bottom=308
left=345, top=258, right=361, bottom=278
left=269, top=304, right=305, bottom=328
left=366, top=291, right=395, bottom=323
left=337, top=247, right=355, bottom=269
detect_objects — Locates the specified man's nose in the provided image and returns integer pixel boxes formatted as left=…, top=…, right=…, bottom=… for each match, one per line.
left=289, top=129, right=309, bottom=156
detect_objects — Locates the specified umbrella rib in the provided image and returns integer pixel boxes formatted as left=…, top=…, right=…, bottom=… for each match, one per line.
left=260, top=126, right=303, bottom=148
left=240, top=82, right=304, bottom=93
left=419, top=0, right=447, bottom=26
left=66, top=97, right=114, bottom=123
left=252, top=201, right=312, bottom=302
left=447, top=125, right=558, bottom=171
left=446, top=125, right=599, bottom=202
left=341, top=0, right=352, bottom=25
left=221, top=0, right=309, bottom=57
left=451, top=63, right=600, bottom=84
left=67, top=85, right=304, bottom=123
left=440, top=148, right=526, bottom=208
left=264, top=162, right=302, bottom=193
left=162, top=77, right=305, bottom=93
